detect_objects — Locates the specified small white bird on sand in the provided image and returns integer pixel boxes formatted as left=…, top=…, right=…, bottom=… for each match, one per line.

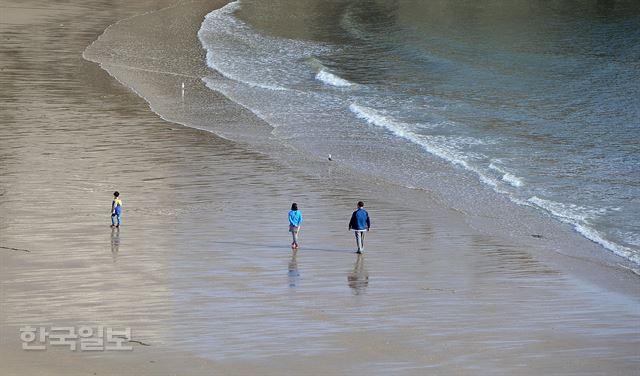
left=328, top=154, right=333, bottom=161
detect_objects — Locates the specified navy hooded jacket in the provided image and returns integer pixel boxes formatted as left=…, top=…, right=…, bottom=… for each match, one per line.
left=349, top=208, right=370, bottom=231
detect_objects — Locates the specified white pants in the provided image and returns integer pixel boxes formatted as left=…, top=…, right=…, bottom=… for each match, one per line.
left=354, top=230, right=366, bottom=252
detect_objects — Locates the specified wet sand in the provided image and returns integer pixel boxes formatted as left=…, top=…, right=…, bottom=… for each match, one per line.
left=1, top=1, right=639, bottom=375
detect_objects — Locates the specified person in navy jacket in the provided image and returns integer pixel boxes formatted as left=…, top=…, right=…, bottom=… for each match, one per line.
left=348, top=201, right=370, bottom=254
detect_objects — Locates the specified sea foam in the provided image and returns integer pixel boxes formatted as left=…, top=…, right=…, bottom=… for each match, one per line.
left=351, top=103, right=639, bottom=263
left=527, top=196, right=638, bottom=263
left=198, top=1, right=329, bottom=92
left=489, top=162, right=525, bottom=187
left=348, top=101, right=522, bottom=199
left=349, top=103, right=466, bottom=165
left=315, top=69, right=353, bottom=87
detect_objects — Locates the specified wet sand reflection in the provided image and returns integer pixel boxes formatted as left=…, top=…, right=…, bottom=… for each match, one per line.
left=347, top=254, right=368, bottom=295
left=288, top=250, right=300, bottom=288
left=110, top=226, right=120, bottom=262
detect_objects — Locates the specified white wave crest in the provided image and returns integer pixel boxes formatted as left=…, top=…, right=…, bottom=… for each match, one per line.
left=349, top=102, right=483, bottom=172
left=489, top=162, right=524, bottom=187
left=527, top=196, right=605, bottom=222
left=315, top=69, right=353, bottom=87
left=350, top=104, right=534, bottom=208
left=198, top=2, right=286, bottom=91
left=198, top=1, right=329, bottom=92
left=502, top=173, right=524, bottom=187
left=528, top=196, right=638, bottom=263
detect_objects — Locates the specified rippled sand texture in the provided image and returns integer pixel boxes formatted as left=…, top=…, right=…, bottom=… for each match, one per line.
left=1, top=1, right=639, bottom=375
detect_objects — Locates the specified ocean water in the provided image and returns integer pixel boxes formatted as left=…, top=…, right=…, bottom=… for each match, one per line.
left=197, top=0, right=640, bottom=264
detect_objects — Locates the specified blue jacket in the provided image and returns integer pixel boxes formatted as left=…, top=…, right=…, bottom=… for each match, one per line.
left=288, top=210, right=302, bottom=227
left=349, top=208, right=370, bottom=231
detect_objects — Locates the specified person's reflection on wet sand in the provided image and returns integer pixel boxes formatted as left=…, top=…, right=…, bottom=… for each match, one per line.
left=288, top=249, right=300, bottom=287
left=348, top=254, right=368, bottom=295
left=111, top=226, right=120, bottom=262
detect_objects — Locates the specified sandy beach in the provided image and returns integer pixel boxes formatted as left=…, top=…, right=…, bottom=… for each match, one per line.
left=1, top=1, right=639, bottom=375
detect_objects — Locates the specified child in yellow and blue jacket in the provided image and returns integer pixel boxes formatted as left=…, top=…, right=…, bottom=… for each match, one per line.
left=111, top=191, right=122, bottom=227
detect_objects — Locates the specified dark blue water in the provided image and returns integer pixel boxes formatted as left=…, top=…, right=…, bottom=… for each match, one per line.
left=198, top=0, right=640, bottom=263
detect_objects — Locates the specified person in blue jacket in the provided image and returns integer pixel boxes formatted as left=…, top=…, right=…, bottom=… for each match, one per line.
left=349, top=201, right=370, bottom=254
left=288, top=203, right=303, bottom=249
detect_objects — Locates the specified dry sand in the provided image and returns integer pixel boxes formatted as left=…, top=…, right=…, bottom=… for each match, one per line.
left=1, top=1, right=638, bottom=375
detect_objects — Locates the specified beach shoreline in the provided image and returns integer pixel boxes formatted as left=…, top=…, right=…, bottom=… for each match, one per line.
left=1, top=0, right=638, bottom=375
left=83, top=0, right=639, bottom=283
